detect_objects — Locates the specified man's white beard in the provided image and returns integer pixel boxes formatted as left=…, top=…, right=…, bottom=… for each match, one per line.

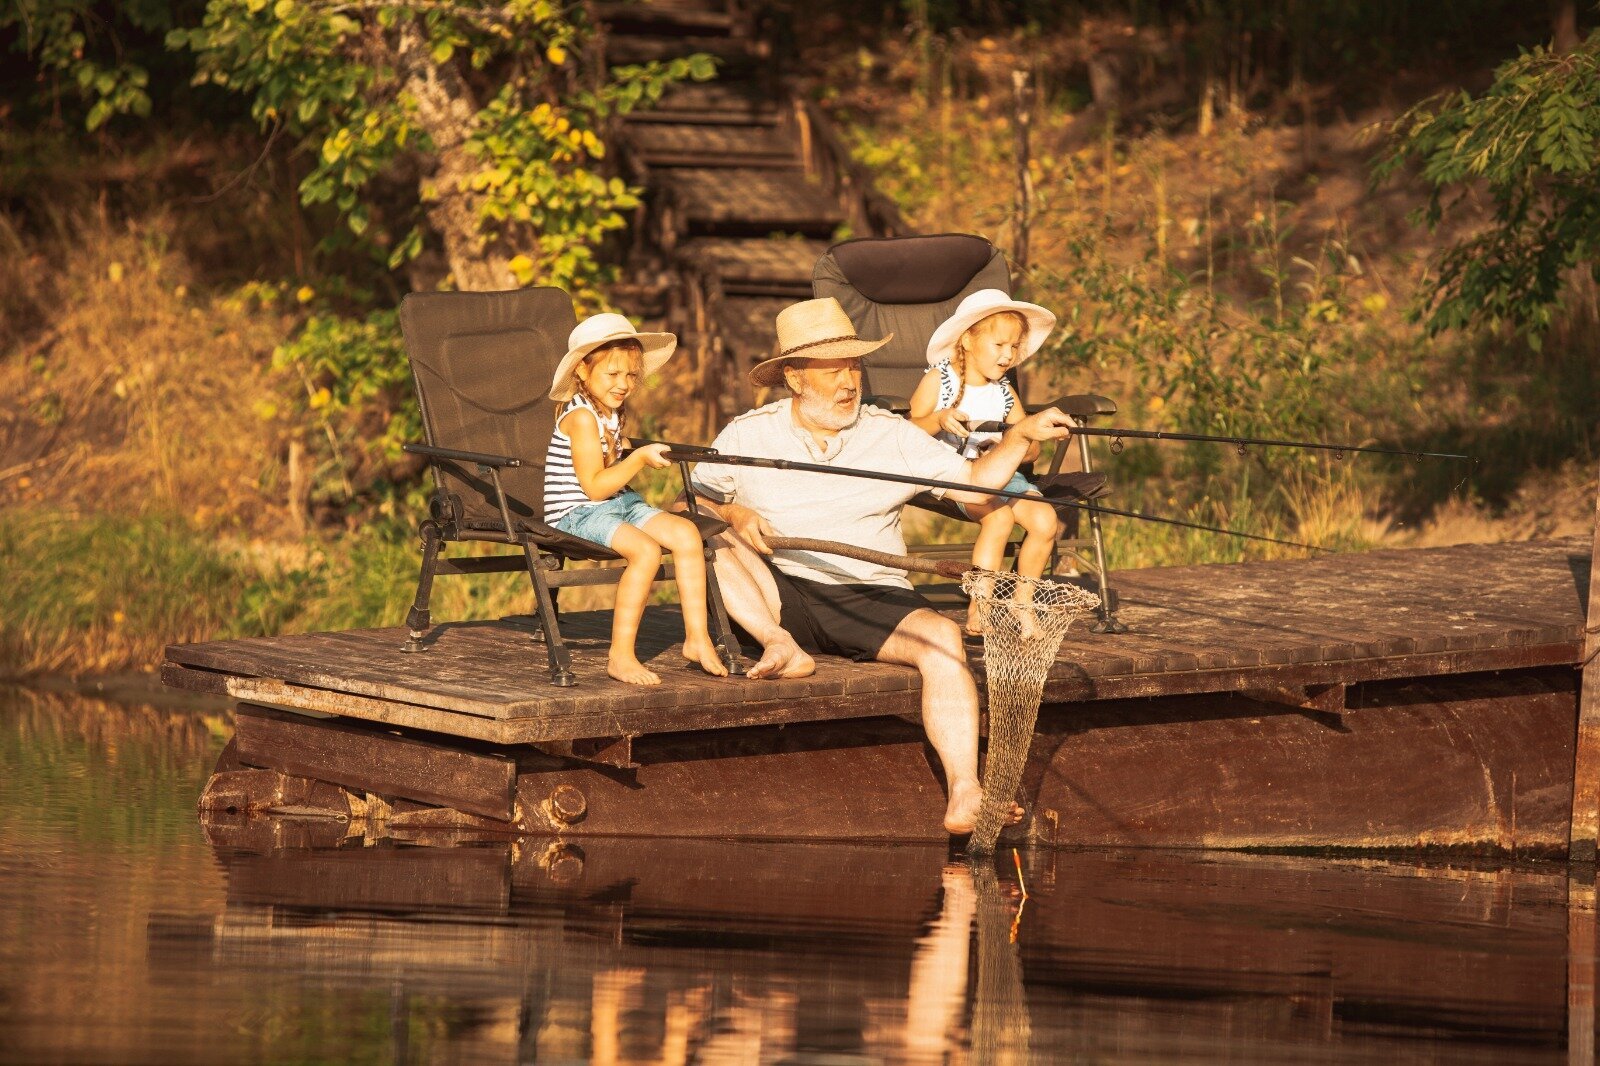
left=794, top=386, right=859, bottom=431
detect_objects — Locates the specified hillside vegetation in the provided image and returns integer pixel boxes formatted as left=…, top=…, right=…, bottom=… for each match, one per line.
left=2, top=2, right=1597, bottom=676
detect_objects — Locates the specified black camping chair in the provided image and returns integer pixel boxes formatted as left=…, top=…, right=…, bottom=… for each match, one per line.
left=397, top=287, right=744, bottom=685
left=813, top=233, right=1124, bottom=631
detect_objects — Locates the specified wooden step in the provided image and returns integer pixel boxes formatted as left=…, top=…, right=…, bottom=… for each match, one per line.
left=624, top=123, right=796, bottom=169
left=714, top=294, right=791, bottom=359
left=679, top=237, right=826, bottom=296
left=594, top=1, right=740, bottom=36
left=631, top=82, right=780, bottom=126
left=606, top=34, right=766, bottom=68
left=663, top=169, right=843, bottom=237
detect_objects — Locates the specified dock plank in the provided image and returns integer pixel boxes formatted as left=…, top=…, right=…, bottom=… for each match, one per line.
left=164, top=538, right=1589, bottom=743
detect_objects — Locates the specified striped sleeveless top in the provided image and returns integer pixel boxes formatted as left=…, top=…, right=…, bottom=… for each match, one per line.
left=934, top=360, right=1016, bottom=459
left=544, top=394, right=623, bottom=522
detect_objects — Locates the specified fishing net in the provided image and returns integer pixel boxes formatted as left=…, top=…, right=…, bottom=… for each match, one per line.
left=962, top=570, right=1100, bottom=855
left=971, top=865, right=1032, bottom=1064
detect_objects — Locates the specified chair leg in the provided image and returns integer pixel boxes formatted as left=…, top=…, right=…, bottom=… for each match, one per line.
left=702, top=543, right=746, bottom=676
left=402, top=521, right=442, bottom=653
left=1086, top=506, right=1127, bottom=634
left=522, top=541, right=577, bottom=687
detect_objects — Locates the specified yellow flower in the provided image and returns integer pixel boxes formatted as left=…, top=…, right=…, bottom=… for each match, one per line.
left=1147, top=394, right=1166, bottom=413
left=1360, top=293, right=1389, bottom=314
left=296, top=285, right=316, bottom=303
left=107, top=262, right=124, bottom=283
left=547, top=43, right=567, bottom=66
left=111, top=611, right=126, bottom=625
left=309, top=387, right=332, bottom=409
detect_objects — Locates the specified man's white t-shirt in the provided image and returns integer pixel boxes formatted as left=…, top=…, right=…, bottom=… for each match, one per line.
left=690, top=400, right=972, bottom=589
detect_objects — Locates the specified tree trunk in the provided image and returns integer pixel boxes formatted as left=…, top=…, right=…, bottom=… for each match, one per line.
left=386, top=20, right=510, bottom=292
left=1553, top=0, right=1579, bottom=54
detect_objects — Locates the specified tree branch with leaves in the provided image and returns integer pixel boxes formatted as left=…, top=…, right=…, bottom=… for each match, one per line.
left=170, top=0, right=714, bottom=295
left=1377, top=30, right=1600, bottom=343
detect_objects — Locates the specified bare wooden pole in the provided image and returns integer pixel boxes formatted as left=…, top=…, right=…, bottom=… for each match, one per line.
left=1568, top=461, right=1600, bottom=861
left=1011, top=69, right=1033, bottom=278
left=1569, top=868, right=1597, bottom=1066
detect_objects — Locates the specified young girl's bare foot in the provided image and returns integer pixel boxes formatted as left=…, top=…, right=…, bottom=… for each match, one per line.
left=608, top=653, right=661, bottom=686
left=1012, top=599, right=1041, bottom=641
left=964, top=572, right=994, bottom=637
left=681, top=637, right=730, bottom=678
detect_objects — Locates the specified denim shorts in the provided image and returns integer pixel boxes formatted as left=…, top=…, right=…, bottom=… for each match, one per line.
left=551, top=490, right=663, bottom=549
left=956, top=471, right=1038, bottom=519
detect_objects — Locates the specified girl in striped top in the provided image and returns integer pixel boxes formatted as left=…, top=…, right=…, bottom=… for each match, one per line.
left=546, top=314, right=729, bottom=686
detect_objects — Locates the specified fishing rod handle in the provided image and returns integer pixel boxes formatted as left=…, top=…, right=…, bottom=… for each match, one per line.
left=765, top=537, right=968, bottom=579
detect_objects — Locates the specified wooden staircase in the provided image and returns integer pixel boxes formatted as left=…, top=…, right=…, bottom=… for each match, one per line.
left=598, top=0, right=907, bottom=436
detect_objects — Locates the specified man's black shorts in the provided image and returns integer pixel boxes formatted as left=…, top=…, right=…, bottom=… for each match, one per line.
left=732, top=565, right=935, bottom=661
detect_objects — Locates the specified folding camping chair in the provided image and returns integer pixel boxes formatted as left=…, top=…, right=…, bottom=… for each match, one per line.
left=397, top=287, right=744, bottom=685
left=812, top=233, right=1125, bottom=630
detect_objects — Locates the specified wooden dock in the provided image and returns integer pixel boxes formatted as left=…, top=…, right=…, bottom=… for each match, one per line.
left=167, top=537, right=1594, bottom=854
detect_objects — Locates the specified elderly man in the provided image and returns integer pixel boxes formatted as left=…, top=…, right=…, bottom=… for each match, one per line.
left=688, top=297, right=1074, bottom=834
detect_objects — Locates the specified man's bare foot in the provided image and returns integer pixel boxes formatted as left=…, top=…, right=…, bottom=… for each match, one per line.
left=747, top=635, right=815, bottom=680
left=944, top=781, right=1026, bottom=834
left=681, top=637, right=730, bottom=678
left=944, top=780, right=983, bottom=834
left=608, top=653, right=661, bottom=686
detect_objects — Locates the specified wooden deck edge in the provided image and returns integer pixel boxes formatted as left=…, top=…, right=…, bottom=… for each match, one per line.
left=167, top=641, right=1584, bottom=749
left=1052, top=642, right=1584, bottom=704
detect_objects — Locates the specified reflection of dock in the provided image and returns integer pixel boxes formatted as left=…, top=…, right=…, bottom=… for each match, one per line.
left=160, top=837, right=1576, bottom=1062
left=163, top=538, right=1590, bottom=852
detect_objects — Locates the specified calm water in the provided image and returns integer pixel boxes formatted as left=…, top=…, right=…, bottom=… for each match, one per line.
left=0, top=684, right=1590, bottom=1064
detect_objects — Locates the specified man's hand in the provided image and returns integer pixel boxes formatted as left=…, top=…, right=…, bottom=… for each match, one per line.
left=936, top=408, right=971, bottom=439
left=1011, top=407, right=1076, bottom=443
left=725, top=502, right=777, bottom=554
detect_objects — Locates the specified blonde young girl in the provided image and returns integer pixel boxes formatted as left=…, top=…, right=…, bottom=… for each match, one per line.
left=545, top=313, right=729, bottom=686
left=909, top=289, right=1063, bottom=634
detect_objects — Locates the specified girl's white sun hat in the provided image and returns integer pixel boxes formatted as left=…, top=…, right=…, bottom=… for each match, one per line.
left=925, top=288, right=1056, bottom=368
left=549, top=312, right=676, bottom=402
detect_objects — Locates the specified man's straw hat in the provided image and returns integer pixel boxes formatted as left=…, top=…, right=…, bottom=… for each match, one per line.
left=748, top=297, right=893, bottom=389
left=925, top=288, right=1056, bottom=368
left=549, top=312, right=676, bottom=402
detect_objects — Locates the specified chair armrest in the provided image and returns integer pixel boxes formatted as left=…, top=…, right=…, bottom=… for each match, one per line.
left=403, top=442, right=523, bottom=468
left=863, top=394, right=911, bottom=413
left=1026, top=394, right=1118, bottom=420
left=684, top=511, right=731, bottom=540
left=636, top=439, right=717, bottom=454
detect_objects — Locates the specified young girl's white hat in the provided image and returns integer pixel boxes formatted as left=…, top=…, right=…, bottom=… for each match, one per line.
left=925, top=288, right=1056, bottom=368
left=549, top=312, right=676, bottom=402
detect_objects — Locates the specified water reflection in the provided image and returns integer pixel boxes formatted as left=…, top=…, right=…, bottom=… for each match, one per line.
left=0, top=686, right=1589, bottom=1063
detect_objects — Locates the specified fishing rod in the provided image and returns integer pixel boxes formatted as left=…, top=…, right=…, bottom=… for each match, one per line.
left=663, top=447, right=1328, bottom=554
left=963, top=421, right=1472, bottom=461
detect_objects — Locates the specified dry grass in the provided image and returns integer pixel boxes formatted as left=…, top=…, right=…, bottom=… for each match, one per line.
left=0, top=207, right=298, bottom=532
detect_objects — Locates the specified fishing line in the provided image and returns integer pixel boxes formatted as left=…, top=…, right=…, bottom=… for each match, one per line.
left=663, top=448, right=1329, bottom=554
left=964, top=420, right=1473, bottom=461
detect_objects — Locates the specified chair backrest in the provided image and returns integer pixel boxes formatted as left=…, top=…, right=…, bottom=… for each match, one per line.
left=399, top=288, right=578, bottom=531
left=812, top=233, right=1012, bottom=403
